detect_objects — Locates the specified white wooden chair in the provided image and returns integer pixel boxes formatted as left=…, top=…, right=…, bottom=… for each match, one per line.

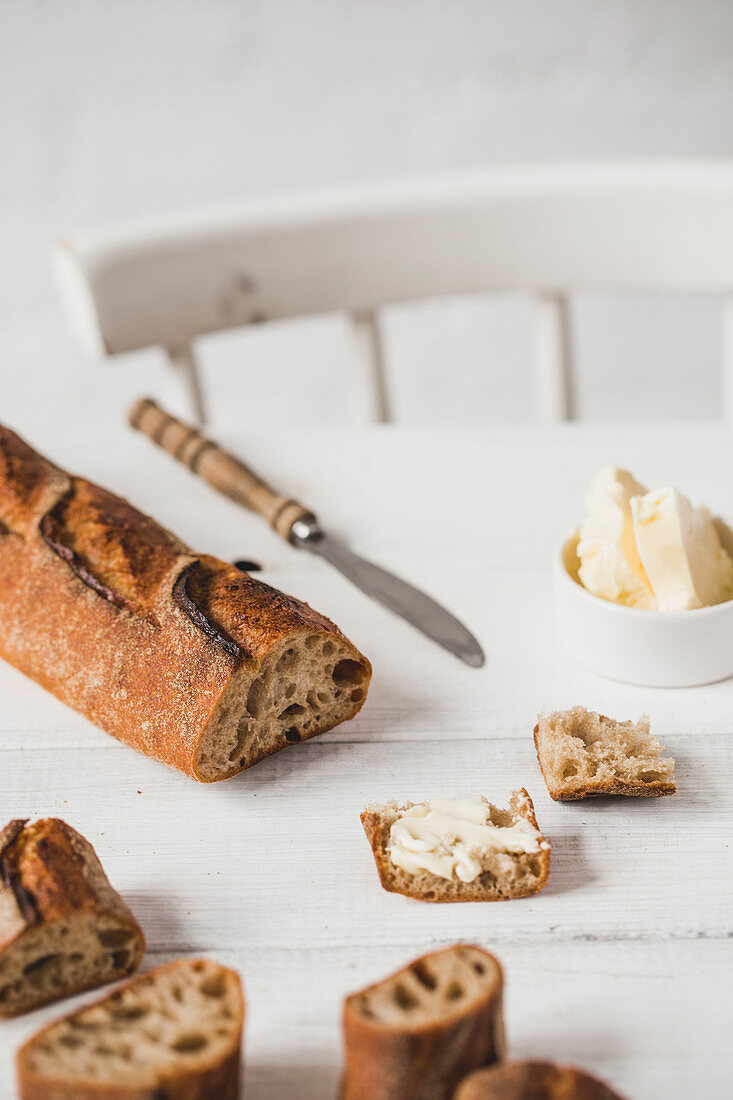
left=53, top=162, right=733, bottom=424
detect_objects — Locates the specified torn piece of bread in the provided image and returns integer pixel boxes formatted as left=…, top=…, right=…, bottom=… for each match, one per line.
left=453, top=1060, right=626, bottom=1099
left=16, top=958, right=243, bottom=1100
left=342, top=944, right=505, bottom=1100
left=361, top=790, right=550, bottom=902
left=534, top=707, right=676, bottom=801
left=0, top=819, right=144, bottom=1018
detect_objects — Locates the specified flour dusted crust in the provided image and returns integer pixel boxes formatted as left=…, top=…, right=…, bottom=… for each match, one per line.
left=0, top=425, right=371, bottom=781
left=342, top=944, right=505, bottom=1100
left=361, top=789, right=550, bottom=902
left=16, top=958, right=243, bottom=1100
left=453, top=1060, right=626, bottom=1099
left=0, top=819, right=144, bottom=1017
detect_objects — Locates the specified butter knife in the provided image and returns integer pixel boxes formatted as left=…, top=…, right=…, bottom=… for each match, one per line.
left=128, top=399, right=485, bottom=667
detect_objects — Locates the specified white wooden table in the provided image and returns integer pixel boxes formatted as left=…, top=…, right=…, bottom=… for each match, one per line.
left=1, top=422, right=731, bottom=1099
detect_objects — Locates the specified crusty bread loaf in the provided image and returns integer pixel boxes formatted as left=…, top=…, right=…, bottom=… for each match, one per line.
left=534, top=707, right=675, bottom=801
left=342, top=944, right=505, bottom=1100
left=0, top=424, right=371, bottom=781
left=0, top=819, right=144, bottom=1017
left=453, top=1060, right=625, bottom=1099
left=361, top=790, right=550, bottom=902
left=16, top=958, right=243, bottom=1100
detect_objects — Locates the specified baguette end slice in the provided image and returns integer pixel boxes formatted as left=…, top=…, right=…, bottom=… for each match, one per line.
left=534, top=707, right=676, bottom=801
left=0, top=425, right=371, bottom=784
left=342, top=944, right=505, bottom=1100
left=16, top=958, right=243, bottom=1100
left=361, top=789, right=550, bottom=902
left=0, top=819, right=144, bottom=1018
left=454, top=1059, right=626, bottom=1099
left=194, top=622, right=370, bottom=782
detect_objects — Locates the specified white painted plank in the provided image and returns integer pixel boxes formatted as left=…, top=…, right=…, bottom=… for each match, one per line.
left=0, top=736, right=728, bottom=949
left=1, top=423, right=732, bottom=1099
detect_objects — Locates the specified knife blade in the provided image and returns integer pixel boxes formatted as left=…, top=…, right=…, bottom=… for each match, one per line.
left=128, top=398, right=485, bottom=667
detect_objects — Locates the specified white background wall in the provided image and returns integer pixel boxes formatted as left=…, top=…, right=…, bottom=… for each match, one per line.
left=2, top=0, right=733, bottom=439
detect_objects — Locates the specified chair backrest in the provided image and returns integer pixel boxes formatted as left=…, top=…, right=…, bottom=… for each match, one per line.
left=54, top=162, right=733, bottom=423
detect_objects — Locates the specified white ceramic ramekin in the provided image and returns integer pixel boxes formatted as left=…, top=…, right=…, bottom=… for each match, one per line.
left=555, top=531, right=733, bottom=687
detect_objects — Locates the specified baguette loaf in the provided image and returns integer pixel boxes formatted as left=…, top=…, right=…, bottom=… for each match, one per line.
left=0, top=819, right=144, bottom=1017
left=453, top=1060, right=625, bottom=1099
left=16, top=958, right=243, bottom=1100
left=361, top=790, right=550, bottom=901
left=534, top=708, right=675, bottom=800
left=0, top=425, right=371, bottom=781
left=342, top=944, right=505, bottom=1100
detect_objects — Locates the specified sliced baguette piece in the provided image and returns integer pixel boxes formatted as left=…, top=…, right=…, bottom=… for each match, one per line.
left=534, top=707, right=676, bottom=801
left=361, top=790, right=550, bottom=902
left=16, top=958, right=243, bottom=1100
left=342, top=944, right=505, bottom=1100
left=453, top=1060, right=626, bottom=1099
left=0, top=819, right=144, bottom=1018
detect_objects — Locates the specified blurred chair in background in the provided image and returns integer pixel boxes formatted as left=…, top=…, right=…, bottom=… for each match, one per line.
left=54, top=163, right=733, bottom=426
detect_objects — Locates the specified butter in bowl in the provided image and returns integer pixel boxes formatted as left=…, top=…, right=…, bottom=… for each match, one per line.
left=555, top=466, right=733, bottom=686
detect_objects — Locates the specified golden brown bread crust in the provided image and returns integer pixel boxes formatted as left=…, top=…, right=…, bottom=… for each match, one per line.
left=0, top=818, right=144, bottom=1016
left=453, top=1060, right=626, bottom=1099
left=16, top=959, right=243, bottom=1100
left=341, top=945, right=505, bottom=1100
left=361, top=790, right=551, bottom=902
left=0, top=424, right=370, bottom=781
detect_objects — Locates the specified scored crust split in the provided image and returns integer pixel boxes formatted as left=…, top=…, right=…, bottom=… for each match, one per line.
left=0, top=818, right=144, bottom=1018
left=341, top=944, right=505, bottom=1100
left=16, top=958, right=244, bottom=1100
left=534, top=707, right=676, bottom=801
left=453, top=1060, right=626, bottom=1099
left=361, top=790, right=550, bottom=902
left=0, top=424, right=371, bottom=781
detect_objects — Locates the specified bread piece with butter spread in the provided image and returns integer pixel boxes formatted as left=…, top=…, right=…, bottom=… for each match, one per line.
left=534, top=707, right=675, bottom=801
left=341, top=944, right=505, bottom=1100
left=360, top=790, right=550, bottom=902
left=453, top=1060, right=626, bottom=1100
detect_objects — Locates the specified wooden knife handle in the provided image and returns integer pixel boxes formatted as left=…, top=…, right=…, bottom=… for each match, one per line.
left=128, top=398, right=313, bottom=540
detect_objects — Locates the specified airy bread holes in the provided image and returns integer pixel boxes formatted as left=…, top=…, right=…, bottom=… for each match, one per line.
left=276, top=648, right=296, bottom=672
left=58, top=1035, right=83, bottom=1049
left=279, top=703, right=305, bottom=718
left=171, top=1032, right=208, bottom=1053
left=246, top=677, right=267, bottom=718
left=444, top=980, right=463, bottom=1001
left=393, top=984, right=418, bottom=1010
left=110, top=1005, right=149, bottom=1021
left=199, top=972, right=226, bottom=998
left=284, top=728, right=301, bottom=743
left=412, top=962, right=437, bottom=990
left=97, top=928, right=133, bottom=949
left=332, top=659, right=366, bottom=686
left=22, top=954, right=59, bottom=977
